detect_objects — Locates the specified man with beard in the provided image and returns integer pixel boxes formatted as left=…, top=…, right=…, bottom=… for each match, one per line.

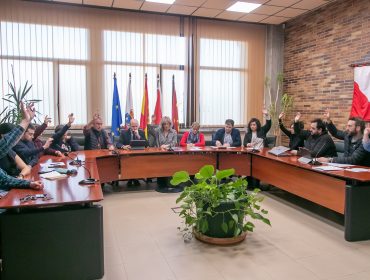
left=317, top=110, right=370, bottom=166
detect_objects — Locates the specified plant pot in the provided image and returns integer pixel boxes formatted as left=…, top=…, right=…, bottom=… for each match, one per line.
left=198, top=200, right=244, bottom=238
left=193, top=229, right=247, bottom=245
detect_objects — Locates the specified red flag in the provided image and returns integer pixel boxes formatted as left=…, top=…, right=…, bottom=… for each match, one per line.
left=153, top=74, right=162, bottom=125
left=172, top=75, right=179, bottom=132
left=350, top=66, right=370, bottom=121
left=140, top=73, right=150, bottom=136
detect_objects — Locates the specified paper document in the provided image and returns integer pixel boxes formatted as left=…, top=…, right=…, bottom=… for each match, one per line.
left=312, top=166, right=343, bottom=171
left=40, top=171, right=68, bottom=180
left=327, top=163, right=355, bottom=168
left=346, top=168, right=370, bottom=173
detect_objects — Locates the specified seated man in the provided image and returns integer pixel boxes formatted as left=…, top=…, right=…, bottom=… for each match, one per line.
left=13, top=124, right=53, bottom=167
left=363, top=124, right=370, bottom=152
left=116, top=119, right=148, bottom=149
left=244, top=109, right=271, bottom=149
left=317, top=111, right=370, bottom=166
left=0, top=123, right=31, bottom=178
left=0, top=102, right=43, bottom=191
left=51, top=113, right=80, bottom=153
left=278, top=112, right=305, bottom=150
left=291, top=116, right=337, bottom=158
left=33, top=115, right=63, bottom=157
left=83, top=113, right=114, bottom=151
left=213, top=119, right=241, bottom=147
left=180, top=122, right=205, bottom=147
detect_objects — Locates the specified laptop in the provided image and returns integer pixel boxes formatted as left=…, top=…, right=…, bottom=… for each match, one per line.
left=130, top=140, right=146, bottom=150
left=298, top=147, right=313, bottom=164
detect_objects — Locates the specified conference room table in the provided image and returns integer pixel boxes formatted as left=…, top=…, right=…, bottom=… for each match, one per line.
left=1, top=147, right=370, bottom=279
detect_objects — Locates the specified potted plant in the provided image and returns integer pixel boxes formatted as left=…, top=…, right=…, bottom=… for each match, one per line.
left=171, top=165, right=271, bottom=245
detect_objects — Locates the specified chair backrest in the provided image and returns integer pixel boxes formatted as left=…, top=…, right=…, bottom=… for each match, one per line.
left=334, top=141, right=345, bottom=156
left=266, top=136, right=276, bottom=148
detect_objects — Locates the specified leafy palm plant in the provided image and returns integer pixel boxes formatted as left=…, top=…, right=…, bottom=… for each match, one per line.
left=1, top=66, right=41, bottom=124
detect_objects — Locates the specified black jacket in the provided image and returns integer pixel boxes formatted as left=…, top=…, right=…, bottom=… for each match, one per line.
left=243, top=119, right=272, bottom=147
left=116, top=129, right=148, bottom=148
left=327, top=122, right=370, bottom=166
left=300, top=129, right=337, bottom=158
left=279, top=120, right=305, bottom=150
left=50, top=124, right=80, bottom=152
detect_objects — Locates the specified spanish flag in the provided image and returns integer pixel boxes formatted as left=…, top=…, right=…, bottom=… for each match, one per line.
left=140, top=73, right=150, bottom=137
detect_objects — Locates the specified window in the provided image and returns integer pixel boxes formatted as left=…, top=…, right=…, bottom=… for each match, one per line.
left=103, top=31, right=186, bottom=125
left=0, top=21, right=88, bottom=124
left=199, top=38, right=247, bottom=126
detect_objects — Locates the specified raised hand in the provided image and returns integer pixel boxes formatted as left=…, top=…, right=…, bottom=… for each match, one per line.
left=43, top=138, right=53, bottom=149
left=323, top=109, right=330, bottom=122
left=43, top=115, right=52, bottom=125
left=30, top=181, right=44, bottom=190
left=278, top=112, right=285, bottom=120
left=262, top=108, right=269, bottom=116
left=68, top=113, right=75, bottom=125
left=294, top=112, right=301, bottom=122
left=21, top=102, right=36, bottom=122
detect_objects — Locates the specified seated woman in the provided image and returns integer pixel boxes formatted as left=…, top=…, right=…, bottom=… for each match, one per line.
left=278, top=112, right=305, bottom=150
left=154, top=116, right=177, bottom=149
left=243, top=109, right=272, bottom=149
left=51, top=113, right=80, bottom=153
left=154, top=116, right=178, bottom=190
left=180, top=122, right=205, bottom=147
left=0, top=123, right=31, bottom=179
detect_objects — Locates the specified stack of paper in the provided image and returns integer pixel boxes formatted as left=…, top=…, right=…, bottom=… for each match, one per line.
left=40, top=171, right=68, bottom=180
left=312, top=166, right=344, bottom=171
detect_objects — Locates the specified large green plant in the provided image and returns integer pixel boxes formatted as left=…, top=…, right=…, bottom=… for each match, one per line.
left=171, top=165, right=270, bottom=241
left=1, top=68, right=41, bottom=124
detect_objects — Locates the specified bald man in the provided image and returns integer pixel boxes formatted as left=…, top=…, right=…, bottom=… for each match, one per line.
left=116, top=119, right=148, bottom=149
left=83, top=113, right=114, bottom=151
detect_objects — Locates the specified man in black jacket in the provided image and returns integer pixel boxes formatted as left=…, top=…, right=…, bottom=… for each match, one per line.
left=291, top=115, right=337, bottom=158
left=213, top=119, right=241, bottom=147
left=317, top=111, right=370, bottom=166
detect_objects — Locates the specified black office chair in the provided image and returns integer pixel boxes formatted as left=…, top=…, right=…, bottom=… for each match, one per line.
left=266, top=135, right=277, bottom=148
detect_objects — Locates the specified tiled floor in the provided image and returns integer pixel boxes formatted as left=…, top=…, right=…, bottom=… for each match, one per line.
left=100, top=185, right=370, bottom=280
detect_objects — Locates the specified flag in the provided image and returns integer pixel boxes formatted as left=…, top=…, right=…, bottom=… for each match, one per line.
left=124, top=73, right=134, bottom=128
left=111, top=73, right=123, bottom=137
left=172, top=75, right=179, bottom=132
left=350, top=66, right=370, bottom=121
left=153, top=74, right=162, bottom=125
left=140, top=73, right=150, bottom=136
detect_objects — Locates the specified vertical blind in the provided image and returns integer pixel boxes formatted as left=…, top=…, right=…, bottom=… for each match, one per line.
left=0, top=0, right=266, bottom=127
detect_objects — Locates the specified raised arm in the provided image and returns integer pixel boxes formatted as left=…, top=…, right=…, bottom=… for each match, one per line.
left=278, top=112, right=291, bottom=137
left=323, top=109, right=345, bottom=140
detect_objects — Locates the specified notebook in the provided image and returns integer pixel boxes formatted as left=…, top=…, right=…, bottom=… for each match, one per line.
left=268, top=146, right=291, bottom=156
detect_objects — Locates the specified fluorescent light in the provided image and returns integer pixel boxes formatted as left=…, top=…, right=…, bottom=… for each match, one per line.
left=146, top=0, right=176, bottom=4
left=227, top=2, right=261, bottom=13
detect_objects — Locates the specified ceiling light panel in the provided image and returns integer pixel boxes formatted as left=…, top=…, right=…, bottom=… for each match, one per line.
left=227, top=2, right=261, bottom=13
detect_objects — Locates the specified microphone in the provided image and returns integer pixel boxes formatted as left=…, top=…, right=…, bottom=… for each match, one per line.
left=63, top=151, right=82, bottom=166
left=310, top=142, right=327, bottom=166
left=78, top=161, right=99, bottom=185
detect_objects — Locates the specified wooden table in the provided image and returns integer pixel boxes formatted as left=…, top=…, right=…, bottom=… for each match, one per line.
left=1, top=146, right=369, bottom=280
left=250, top=148, right=370, bottom=242
left=0, top=152, right=104, bottom=280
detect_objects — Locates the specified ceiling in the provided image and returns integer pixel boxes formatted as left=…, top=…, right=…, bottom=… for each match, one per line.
left=39, top=0, right=335, bottom=25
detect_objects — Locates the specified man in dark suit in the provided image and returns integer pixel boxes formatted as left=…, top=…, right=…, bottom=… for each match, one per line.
left=212, top=119, right=241, bottom=147
left=116, top=119, right=148, bottom=149
left=116, top=119, right=148, bottom=187
left=318, top=110, right=370, bottom=166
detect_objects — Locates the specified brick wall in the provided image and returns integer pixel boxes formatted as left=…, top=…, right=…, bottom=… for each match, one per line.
left=283, top=0, right=370, bottom=131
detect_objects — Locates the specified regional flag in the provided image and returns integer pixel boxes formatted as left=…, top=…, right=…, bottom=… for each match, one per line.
left=172, top=75, right=179, bottom=132
left=140, top=73, right=150, bottom=136
left=350, top=66, right=370, bottom=121
left=124, top=73, right=134, bottom=128
left=111, top=73, right=123, bottom=136
left=153, top=74, right=162, bottom=125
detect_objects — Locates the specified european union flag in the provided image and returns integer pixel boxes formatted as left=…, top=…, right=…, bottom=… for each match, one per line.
left=111, top=73, right=123, bottom=137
